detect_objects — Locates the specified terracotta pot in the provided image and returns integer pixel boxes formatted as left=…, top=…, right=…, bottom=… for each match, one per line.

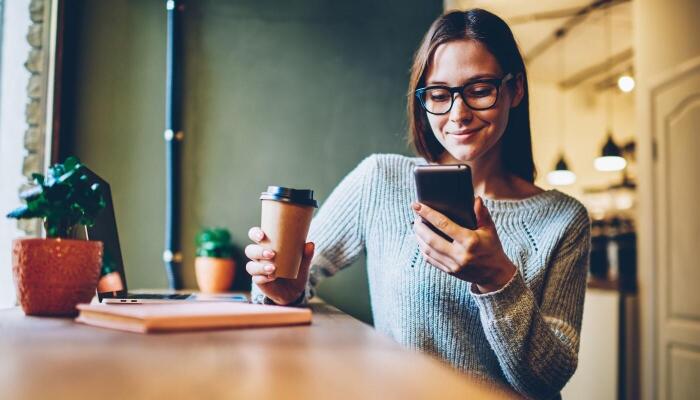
left=97, top=271, right=124, bottom=293
left=195, top=257, right=235, bottom=293
left=12, top=238, right=103, bottom=317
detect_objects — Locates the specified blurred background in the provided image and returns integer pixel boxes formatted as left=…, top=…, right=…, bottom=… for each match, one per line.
left=1, top=1, right=698, bottom=399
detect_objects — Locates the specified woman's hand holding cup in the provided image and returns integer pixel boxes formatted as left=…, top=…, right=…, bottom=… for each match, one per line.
left=245, top=227, right=314, bottom=305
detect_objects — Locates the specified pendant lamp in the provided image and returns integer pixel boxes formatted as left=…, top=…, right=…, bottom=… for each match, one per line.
left=547, top=30, right=576, bottom=186
left=594, top=8, right=626, bottom=172
left=594, top=132, right=627, bottom=171
left=547, top=155, right=576, bottom=186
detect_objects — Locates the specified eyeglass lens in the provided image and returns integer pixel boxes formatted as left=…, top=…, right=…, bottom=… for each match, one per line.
left=421, top=82, right=499, bottom=114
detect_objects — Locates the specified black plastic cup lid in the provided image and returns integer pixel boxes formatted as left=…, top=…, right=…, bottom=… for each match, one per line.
left=260, top=186, right=318, bottom=208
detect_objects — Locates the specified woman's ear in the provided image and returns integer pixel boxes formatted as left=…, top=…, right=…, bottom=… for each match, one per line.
left=510, top=73, right=525, bottom=108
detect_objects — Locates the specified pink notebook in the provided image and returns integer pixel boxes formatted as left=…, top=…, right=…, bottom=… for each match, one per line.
left=75, top=302, right=312, bottom=333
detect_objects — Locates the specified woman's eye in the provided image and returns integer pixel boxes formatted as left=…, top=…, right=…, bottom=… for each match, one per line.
left=428, top=91, right=450, bottom=102
left=466, top=85, right=494, bottom=98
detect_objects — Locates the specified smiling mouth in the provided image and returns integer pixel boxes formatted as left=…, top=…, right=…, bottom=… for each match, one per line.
left=449, top=127, right=482, bottom=135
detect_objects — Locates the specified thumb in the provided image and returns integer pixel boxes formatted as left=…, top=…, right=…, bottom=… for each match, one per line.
left=474, top=196, right=494, bottom=229
left=292, top=242, right=315, bottom=285
left=300, top=242, right=315, bottom=269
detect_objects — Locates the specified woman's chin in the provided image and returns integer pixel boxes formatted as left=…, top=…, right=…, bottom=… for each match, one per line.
left=443, top=147, right=479, bottom=163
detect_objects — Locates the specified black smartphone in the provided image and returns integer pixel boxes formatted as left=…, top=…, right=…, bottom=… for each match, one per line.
left=413, top=164, right=477, bottom=242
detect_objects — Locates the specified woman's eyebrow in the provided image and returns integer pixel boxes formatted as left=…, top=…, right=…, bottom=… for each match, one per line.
left=466, top=73, right=500, bottom=81
left=425, top=80, right=449, bottom=86
left=426, top=74, right=500, bottom=86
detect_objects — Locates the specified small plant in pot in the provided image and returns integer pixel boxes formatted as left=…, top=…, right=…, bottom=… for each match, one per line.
left=96, top=249, right=124, bottom=293
left=195, top=227, right=236, bottom=293
left=7, top=156, right=106, bottom=316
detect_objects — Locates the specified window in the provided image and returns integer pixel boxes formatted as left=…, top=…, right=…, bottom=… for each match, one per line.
left=0, top=0, right=32, bottom=308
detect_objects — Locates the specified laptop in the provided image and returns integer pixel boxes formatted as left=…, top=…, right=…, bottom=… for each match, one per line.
left=78, top=167, right=247, bottom=304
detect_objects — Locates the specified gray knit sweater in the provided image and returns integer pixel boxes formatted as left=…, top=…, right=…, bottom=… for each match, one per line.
left=253, top=154, right=591, bottom=399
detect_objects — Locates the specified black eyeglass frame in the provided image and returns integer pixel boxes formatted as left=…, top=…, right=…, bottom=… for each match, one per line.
left=415, top=73, right=514, bottom=115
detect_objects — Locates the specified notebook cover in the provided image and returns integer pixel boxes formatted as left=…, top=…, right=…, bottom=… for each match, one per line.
left=75, top=302, right=312, bottom=333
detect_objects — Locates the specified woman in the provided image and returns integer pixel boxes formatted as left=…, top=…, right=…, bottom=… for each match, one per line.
left=246, top=9, right=590, bottom=399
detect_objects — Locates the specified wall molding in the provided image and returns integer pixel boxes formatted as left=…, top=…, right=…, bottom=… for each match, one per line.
left=17, top=0, right=54, bottom=236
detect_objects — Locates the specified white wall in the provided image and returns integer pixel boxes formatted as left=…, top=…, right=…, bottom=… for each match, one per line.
left=562, top=289, right=620, bottom=400
left=0, top=0, right=31, bottom=308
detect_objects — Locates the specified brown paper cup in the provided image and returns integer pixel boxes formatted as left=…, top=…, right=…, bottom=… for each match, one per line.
left=260, top=200, right=314, bottom=279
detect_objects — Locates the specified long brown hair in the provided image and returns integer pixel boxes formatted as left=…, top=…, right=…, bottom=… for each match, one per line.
left=407, top=9, right=536, bottom=183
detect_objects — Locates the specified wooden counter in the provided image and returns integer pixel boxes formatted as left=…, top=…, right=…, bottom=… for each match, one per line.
left=0, top=303, right=514, bottom=400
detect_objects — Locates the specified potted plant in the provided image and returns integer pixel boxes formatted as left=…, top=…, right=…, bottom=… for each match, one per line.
left=195, top=227, right=236, bottom=293
left=7, top=156, right=106, bottom=316
left=96, top=249, right=124, bottom=293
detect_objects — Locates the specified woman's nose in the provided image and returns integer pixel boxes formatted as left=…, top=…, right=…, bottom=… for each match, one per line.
left=449, top=93, right=473, bottom=123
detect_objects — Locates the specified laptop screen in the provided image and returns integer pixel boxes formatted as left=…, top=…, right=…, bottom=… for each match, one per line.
left=78, top=167, right=129, bottom=300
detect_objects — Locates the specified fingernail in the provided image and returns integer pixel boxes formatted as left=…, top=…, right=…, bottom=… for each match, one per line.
left=412, top=203, right=421, bottom=211
left=257, top=232, right=264, bottom=240
left=264, top=264, right=275, bottom=273
left=263, top=250, right=274, bottom=258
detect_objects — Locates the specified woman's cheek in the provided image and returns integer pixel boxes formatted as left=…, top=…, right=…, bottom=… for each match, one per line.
left=427, top=115, right=442, bottom=134
left=427, top=116, right=448, bottom=145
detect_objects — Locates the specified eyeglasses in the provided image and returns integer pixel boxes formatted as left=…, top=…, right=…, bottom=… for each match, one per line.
left=415, top=73, right=513, bottom=115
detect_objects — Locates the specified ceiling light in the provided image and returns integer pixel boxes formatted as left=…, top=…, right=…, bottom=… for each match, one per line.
left=595, top=156, right=627, bottom=172
left=547, top=155, right=576, bottom=186
left=617, top=75, right=635, bottom=92
left=594, top=134, right=627, bottom=172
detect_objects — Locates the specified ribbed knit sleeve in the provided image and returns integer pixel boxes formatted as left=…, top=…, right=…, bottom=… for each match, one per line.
left=471, top=204, right=591, bottom=399
left=306, top=155, right=377, bottom=292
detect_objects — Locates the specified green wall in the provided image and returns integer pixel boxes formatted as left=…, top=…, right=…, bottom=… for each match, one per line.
left=66, top=0, right=441, bottom=324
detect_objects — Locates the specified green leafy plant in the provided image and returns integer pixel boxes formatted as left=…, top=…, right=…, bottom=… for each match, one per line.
left=195, top=227, right=234, bottom=259
left=6, top=156, right=106, bottom=238
left=101, top=248, right=118, bottom=276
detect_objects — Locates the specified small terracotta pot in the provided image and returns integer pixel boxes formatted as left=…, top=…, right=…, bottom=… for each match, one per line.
left=195, top=257, right=235, bottom=293
left=12, top=238, right=103, bottom=316
left=97, top=271, right=124, bottom=293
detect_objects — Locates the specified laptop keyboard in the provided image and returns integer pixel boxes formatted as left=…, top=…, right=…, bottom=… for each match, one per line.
left=124, top=293, right=192, bottom=300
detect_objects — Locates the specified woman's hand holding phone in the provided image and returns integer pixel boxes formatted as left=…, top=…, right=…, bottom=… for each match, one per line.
left=245, top=227, right=314, bottom=305
left=412, top=197, right=516, bottom=293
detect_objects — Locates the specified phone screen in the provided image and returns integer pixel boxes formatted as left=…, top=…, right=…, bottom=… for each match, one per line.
left=414, top=165, right=476, bottom=241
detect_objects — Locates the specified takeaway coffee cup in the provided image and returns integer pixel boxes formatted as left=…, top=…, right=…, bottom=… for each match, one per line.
left=260, top=186, right=318, bottom=279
